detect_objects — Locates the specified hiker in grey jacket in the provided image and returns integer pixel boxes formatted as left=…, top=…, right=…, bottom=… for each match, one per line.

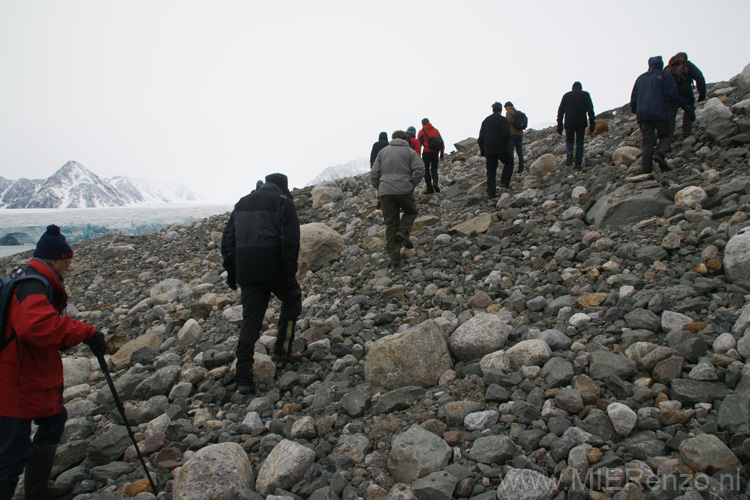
left=371, top=131, right=424, bottom=267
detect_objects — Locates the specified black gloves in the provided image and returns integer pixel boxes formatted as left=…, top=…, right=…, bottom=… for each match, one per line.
left=556, top=123, right=563, bottom=135
left=87, top=331, right=107, bottom=358
left=698, top=93, right=706, bottom=102
left=227, top=273, right=237, bottom=290
left=685, top=107, right=696, bottom=122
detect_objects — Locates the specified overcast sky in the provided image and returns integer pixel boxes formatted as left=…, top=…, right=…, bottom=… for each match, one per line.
left=1, top=0, right=748, bottom=203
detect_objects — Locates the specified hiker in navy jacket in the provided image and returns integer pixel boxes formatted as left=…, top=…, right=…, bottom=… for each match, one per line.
left=630, top=56, right=691, bottom=174
left=370, top=131, right=389, bottom=167
left=557, top=82, right=596, bottom=169
left=221, top=173, right=302, bottom=395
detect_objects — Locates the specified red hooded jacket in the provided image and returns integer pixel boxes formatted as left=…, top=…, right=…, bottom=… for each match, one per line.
left=0, top=259, right=96, bottom=418
left=417, top=123, right=445, bottom=155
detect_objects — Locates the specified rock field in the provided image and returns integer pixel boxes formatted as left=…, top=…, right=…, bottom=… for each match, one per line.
left=4, top=62, right=750, bottom=500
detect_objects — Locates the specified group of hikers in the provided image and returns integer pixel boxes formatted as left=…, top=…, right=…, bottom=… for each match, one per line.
left=368, top=52, right=706, bottom=269
left=0, top=52, right=707, bottom=500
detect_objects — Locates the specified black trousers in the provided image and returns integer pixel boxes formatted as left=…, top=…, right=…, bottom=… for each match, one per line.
left=422, top=151, right=440, bottom=189
left=565, top=126, right=586, bottom=165
left=237, top=276, right=301, bottom=384
left=380, top=192, right=418, bottom=262
left=485, top=155, right=513, bottom=197
left=639, top=120, right=671, bottom=173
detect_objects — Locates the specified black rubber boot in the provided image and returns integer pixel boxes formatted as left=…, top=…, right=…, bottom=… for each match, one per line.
left=273, top=320, right=302, bottom=363
left=0, top=482, right=17, bottom=500
left=24, top=445, right=73, bottom=500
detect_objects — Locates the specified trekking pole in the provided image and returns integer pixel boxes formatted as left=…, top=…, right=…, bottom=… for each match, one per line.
left=96, top=354, right=158, bottom=494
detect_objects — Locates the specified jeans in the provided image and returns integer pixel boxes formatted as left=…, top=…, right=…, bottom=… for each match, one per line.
left=380, top=192, right=418, bottom=262
left=422, top=151, right=440, bottom=190
left=565, top=126, right=586, bottom=165
left=0, top=409, right=67, bottom=486
left=237, top=277, right=302, bottom=384
left=639, top=120, right=671, bottom=173
left=508, top=135, right=524, bottom=172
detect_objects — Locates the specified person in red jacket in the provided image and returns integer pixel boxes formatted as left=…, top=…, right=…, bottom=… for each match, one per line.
left=417, top=118, right=445, bottom=194
left=0, top=225, right=106, bottom=500
left=405, top=126, right=422, bottom=155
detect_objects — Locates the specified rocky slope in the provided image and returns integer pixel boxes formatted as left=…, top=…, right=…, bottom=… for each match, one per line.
left=3, top=62, right=750, bottom=500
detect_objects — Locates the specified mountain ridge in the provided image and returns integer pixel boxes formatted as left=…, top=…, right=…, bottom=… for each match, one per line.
left=0, top=161, right=199, bottom=209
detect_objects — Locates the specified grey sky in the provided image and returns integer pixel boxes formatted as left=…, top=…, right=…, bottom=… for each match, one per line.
left=1, top=0, right=748, bottom=203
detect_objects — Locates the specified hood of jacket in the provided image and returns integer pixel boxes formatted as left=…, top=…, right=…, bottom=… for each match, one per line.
left=264, top=173, right=292, bottom=198
left=422, top=123, right=436, bottom=133
left=648, top=56, right=664, bottom=70
left=378, top=131, right=388, bottom=142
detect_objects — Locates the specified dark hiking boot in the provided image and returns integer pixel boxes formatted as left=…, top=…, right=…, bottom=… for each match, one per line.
left=0, top=483, right=17, bottom=500
left=238, top=382, right=256, bottom=395
left=566, top=153, right=573, bottom=166
left=575, top=163, right=582, bottom=170
left=395, top=229, right=413, bottom=249
left=654, top=153, right=671, bottom=171
left=433, top=184, right=440, bottom=193
left=24, top=445, right=73, bottom=500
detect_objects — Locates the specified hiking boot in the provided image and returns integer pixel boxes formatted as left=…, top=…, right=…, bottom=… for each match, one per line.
left=238, top=383, right=255, bottom=395
left=575, top=163, right=582, bottom=170
left=654, top=153, right=671, bottom=171
left=390, top=258, right=403, bottom=269
left=395, top=229, right=413, bottom=249
left=566, top=153, right=573, bottom=166
left=24, top=445, right=73, bottom=500
left=424, top=188, right=434, bottom=195
left=272, top=351, right=303, bottom=363
left=433, top=184, right=440, bottom=193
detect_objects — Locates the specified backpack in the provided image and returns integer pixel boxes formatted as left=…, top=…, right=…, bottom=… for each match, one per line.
left=0, top=267, right=52, bottom=355
left=667, top=55, right=690, bottom=84
left=511, top=110, right=528, bottom=131
left=422, top=129, right=445, bottom=151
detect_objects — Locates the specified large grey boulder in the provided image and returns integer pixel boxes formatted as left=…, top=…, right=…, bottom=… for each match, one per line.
left=387, top=425, right=451, bottom=483
left=132, top=365, right=181, bottom=400
left=586, top=187, right=670, bottom=227
left=724, top=229, right=750, bottom=283
left=679, top=434, right=741, bottom=474
left=529, top=153, right=557, bottom=177
left=311, top=181, right=343, bottom=209
left=172, top=443, right=253, bottom=500
left=448, top=313, right=511, bottom=362
left=505, top=339, right=551, bottom=370
left=698, top=97, right=738, bottom=140
left=62, top=357, right=93, bottom=388
left=365, top=320, right=452, bottom=389
left=87, top=425, right=130, bottom=465
left=149, top=278, right=193, bottom=305
left=298, top=222, right=345, bottom=276
left=110, top=333, right=163, bottom=369
left=255, top=439, right=315, bottom=496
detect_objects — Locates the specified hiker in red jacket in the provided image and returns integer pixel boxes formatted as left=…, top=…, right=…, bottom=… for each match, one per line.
left=0, top=225, right=106, bottom=500
left=417, top=118, right=445, bottom=194
left=405, top=126, right=422, bottom=155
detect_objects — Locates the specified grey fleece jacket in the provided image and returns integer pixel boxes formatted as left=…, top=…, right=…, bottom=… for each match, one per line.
left=370, top=139, right=425, bottom=195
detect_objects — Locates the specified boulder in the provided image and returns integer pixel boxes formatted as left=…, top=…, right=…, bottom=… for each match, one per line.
left=172, top=443, right=253, bottom=500
left=365, top=320, right=453, bottom=389
left=529, top=153, right=557, bottom=177
left=586, top=187, right=670, bottom=227
left=311, top=181, right=343, bottom=209
left=698, top=97, right=738, bottom=141
left=255, top=439, right=315, bottom=496
left=448, top=313, right=511, bottom=362
left=298, top=222, right=345, bottom=276
left=387, top=425, right=451, bottom=483
left=724, top=229, right=750, bottom=283
left=612, top=146, right=641, bottom=166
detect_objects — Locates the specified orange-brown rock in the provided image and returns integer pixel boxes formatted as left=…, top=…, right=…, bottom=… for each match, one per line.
left=122, top=478, right=153, bottom=497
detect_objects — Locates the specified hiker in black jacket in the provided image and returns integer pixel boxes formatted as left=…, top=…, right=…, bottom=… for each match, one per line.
left=221, top=173, right=302, bottom=395
left=478, top=102, right=513, bottom=198
left=370, top=131, right=389, bottom=166
left=667, top=52, right=706, bottom=138
left=557, top=82, right=596, bottom=169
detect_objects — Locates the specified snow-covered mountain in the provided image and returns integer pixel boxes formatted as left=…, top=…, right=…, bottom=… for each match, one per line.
left=0, top=161, right=199, bottom=209
left=305, top=158, right=369, bottom=186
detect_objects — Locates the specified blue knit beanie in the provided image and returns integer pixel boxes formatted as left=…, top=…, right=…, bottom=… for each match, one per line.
left=34, top=225, right=74, bottom=260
